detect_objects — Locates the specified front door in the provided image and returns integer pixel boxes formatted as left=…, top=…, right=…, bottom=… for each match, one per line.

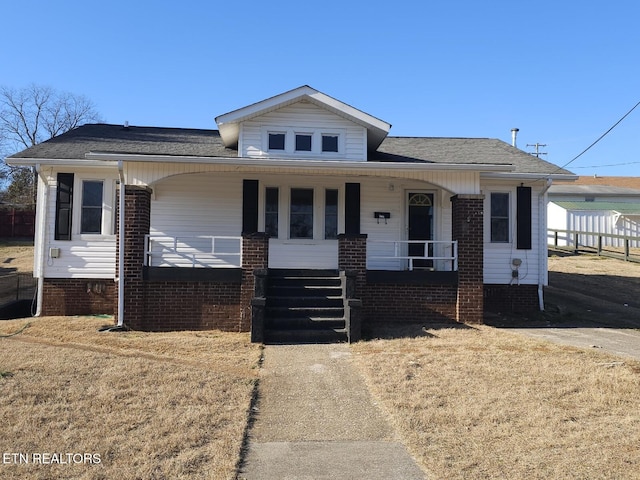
left=407, top=192, right=434, bottom=269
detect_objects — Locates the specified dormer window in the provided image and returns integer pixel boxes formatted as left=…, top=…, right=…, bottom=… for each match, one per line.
left=268, top=132, right=286, bottom=151
left=295, top=133, right=312, bottom=152
left=261, top=126, right=346, bottom=157
left=322, top=134, right=339, bottom=153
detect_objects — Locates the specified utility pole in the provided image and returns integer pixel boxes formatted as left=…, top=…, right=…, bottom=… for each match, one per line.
left=527, top=143, right=547, bottom=158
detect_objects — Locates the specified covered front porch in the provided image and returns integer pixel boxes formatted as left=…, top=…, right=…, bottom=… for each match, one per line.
left=116, top=166, right=485, bottom=337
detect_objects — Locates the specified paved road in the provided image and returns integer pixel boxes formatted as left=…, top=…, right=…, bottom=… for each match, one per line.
left=239, top=344, right=426, bottom=480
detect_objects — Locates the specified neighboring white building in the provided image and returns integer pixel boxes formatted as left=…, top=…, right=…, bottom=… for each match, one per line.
left=548, top=184, right=640, bottom=248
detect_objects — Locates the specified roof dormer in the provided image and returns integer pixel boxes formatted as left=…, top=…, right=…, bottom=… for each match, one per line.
left=214, top=86, right=391, bottom=161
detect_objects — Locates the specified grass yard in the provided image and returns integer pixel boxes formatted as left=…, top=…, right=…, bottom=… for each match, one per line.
left=0, top=316, right=262, bottom=480
left=353, top=325, right=640, bottom=480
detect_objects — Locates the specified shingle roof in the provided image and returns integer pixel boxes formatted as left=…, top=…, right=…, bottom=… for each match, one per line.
left=552, top=201, right=640, bottom=214
left=9, top=124, right=237, bottom=159
left=554, top=176, right=640, bottom=189
left=549, top=184, right=640, bottom=196
left=373, top=137, right=571, bottom=174
left=8, top=124, right=573, bottom=175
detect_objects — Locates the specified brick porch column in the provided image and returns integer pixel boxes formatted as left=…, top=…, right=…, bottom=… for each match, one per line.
left=115, top=185, right=152, bottom=330
left=338, top=234, right=367, bottom=299
left=451, top=194, right=484, bottom=324
left=240, top=232, right=269, bottom=332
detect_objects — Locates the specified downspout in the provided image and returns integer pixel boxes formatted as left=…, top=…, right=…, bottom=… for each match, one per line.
left=117, top=160, right=125, bottom=327
left=538, top=178, right=553, bottom=310
left=34, top=165, right=48, bottom=316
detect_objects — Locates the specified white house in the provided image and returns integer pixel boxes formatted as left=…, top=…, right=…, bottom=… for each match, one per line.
left=7, top=86, right=575, bottom=341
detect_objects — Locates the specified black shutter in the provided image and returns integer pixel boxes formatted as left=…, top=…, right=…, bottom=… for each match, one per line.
left=242, top=179, right=259, bottom=234
left=55, top=173, right=74, bottom=240
left=516, top=186, right=532, bottom=250
left=345, top=183, right=361, bottom=235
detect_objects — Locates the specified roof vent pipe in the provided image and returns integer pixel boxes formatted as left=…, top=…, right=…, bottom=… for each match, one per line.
left=511, top=128, right=519, bottom=147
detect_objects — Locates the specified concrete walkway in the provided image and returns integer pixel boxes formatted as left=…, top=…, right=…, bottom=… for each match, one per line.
left=238, top=344, right=425, bottom=480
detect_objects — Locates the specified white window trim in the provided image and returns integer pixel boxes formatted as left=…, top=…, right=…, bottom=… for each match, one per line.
left=259, top=183, right=343, bottom=241
left=487, top=191, right=513, bottom=244
left=261, top=126, right=346, bottom=158
left=73, top=175, right=117, bottom=238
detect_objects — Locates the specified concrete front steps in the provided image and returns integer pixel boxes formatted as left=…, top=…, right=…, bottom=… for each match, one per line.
left=264, top=269, right=347, bottom=343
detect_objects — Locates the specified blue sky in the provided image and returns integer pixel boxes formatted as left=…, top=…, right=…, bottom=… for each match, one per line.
left=2, top=0, right=639, bottom=176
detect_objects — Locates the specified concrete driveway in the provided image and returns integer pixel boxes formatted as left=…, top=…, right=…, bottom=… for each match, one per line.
left=509, top=319, right=640, bottom=361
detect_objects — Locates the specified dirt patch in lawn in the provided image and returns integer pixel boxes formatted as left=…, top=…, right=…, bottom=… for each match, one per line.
left=544, top=252, right=640, bottom=327
left=0, top=316, right=262, bottom=480
left=488, top=251, right=640, bottom=328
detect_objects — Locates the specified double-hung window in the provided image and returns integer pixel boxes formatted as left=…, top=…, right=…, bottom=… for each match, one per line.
left=289, top=188, right=314, bottom=239
left=490, top=192, right=510, bottom=243
left=265, top=187, right=279, bottom=238
left=324, top=189, right=338, bottom=239
left=81, top=180, right=104, bottom=234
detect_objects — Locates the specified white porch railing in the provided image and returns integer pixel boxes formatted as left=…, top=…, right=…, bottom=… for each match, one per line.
left=144, top=235, right=242, bottom=268
left=367, top=240, right=458, bottom=271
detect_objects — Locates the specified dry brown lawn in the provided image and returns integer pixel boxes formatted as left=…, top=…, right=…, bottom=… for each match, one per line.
left=353, top=325, right=640, bottom=480
left=0, top=316, right=262, bottom=480
left=0, top=240, right=35, bottom=274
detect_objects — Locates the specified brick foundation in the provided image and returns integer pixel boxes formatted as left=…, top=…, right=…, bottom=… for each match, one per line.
left=41, top=278, right=116, bottom=316
left=141, top=281, right=241, bottom=331
left=363, top=283, right=457, bottom=325
left=484, top=284, right=539, bottom=314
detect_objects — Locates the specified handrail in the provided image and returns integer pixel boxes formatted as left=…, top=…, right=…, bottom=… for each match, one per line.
left=368, top=240, right=458, bottom=271
left=144, top=235, right=242, bottom=268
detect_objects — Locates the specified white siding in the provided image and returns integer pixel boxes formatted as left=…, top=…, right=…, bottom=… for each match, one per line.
left=362, top=178, right=455, bottom=270
left=269, top=241, right=338, bottom=269
left=482, top=182, right=543, bottom=285
left=40, top=168, right=118, bottom=279
left=150, top=173, right=243, bottom=237
left=240, top=102, right=367, bottom=160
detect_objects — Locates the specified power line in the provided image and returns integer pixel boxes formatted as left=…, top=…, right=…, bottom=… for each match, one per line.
left=556, top=99, right=640, bottom=172
left=572, top=160, right=640, bottom=169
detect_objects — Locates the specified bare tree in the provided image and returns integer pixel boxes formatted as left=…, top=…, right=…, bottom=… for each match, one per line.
left=0, top=85, right=102, bottom=205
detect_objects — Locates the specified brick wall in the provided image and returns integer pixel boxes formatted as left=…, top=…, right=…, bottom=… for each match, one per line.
left=338, top=234, right=367, bottom=298
left=240, top=233, right=269, bottom=332
left=484, top=284, right=539, bottom=314
left=116, top=186, right=152, bottom=329
left=362, top=283, right=457, bottom=325
left=41, top=279, right=116, bottom=316
left=141, top=281, right=241, bottom=331
left=451, top=194, right=484, bottom=323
